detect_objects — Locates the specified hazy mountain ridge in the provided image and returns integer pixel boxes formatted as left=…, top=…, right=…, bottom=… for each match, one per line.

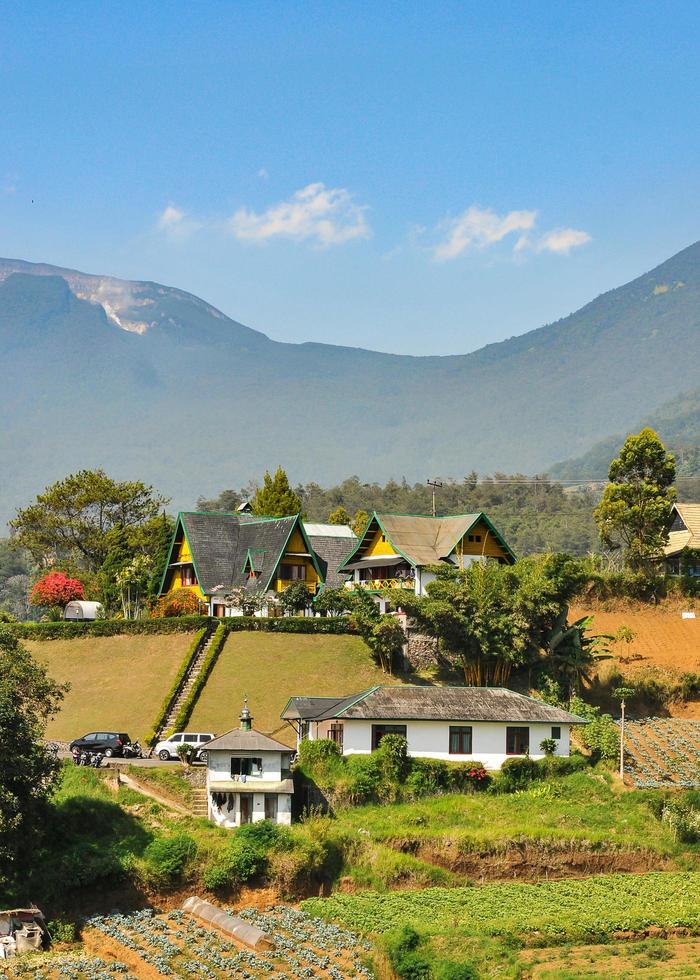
left=2, top=243, right=700, bottom=527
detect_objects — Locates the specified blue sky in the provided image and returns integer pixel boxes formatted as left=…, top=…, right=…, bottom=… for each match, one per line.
left=3, top=2, right=700, bottom=354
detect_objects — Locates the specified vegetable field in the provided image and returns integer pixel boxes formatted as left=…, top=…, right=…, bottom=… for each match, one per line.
left=624, top=719, right=700, bottom=788
left=303, top=871, right=700, bottom=946
left=0, top=907, right=372, bottom=980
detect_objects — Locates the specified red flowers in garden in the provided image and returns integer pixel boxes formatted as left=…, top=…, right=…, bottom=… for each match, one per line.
left=30, top=571, right=85, bottom=607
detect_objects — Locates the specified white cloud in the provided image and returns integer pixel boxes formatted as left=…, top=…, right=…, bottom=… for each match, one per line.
left=228, top=182, right=371, bottom=247
left=157, top=204, right=186, bottom=229
left=257, top=168, right=269, bottom=179
left=537, top=227, right=592, bottom=254
left=156, top=204, right=201, bottom=240
left=432, top=206, right=537, bottom=261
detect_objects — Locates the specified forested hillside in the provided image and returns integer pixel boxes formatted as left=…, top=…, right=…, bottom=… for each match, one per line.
left=199, top=473, right=600, bottom=556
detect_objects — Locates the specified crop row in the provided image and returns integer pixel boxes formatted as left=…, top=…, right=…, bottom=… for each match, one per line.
left=0, top=952, right=134, bottom=980
left=302, top=871, right=700, bottom=945
left=624, top=720, right=700, bottom=788
left=83, top=906, right=369, bottom=979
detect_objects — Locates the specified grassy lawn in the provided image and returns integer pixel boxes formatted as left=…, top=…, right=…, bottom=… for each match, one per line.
left=28, top=633, right=192, bottom=741
left=189, top=631, right=399, bottom=743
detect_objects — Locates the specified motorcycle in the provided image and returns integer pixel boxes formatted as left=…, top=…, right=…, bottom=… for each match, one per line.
left=91, top=752, right=105, bottom=768
left=71, top=747, right=81, bottom=766
left=80, top=750, right=91, bottom=766
left=123, top=740, right=142, bottom=759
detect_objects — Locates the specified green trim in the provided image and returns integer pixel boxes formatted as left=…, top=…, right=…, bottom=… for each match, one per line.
left=157, top=515, right=183, bottom=596
left=374, top=514, right=416, bottom=567
left=457, top=512, right=517, bottom=563
left=180, top=514, right=208, bottom=595
left=266, top=515, right=325, bottom=590
left=329, top=686, right=381, bottom=718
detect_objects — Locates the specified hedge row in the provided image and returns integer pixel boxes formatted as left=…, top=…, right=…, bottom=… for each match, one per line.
left=222, top=616, right=353, bottom=635
left=169, top=623, right=228, bottom=733
left=11, top=615, right=210, bottom=641
left=11, top=614, right=353, bottom=641
left=144, top=627, right=209, bottom=746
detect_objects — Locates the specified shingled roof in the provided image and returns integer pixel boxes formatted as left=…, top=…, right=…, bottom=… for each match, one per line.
left=304, top=523, right=358, bottom=588
left=281, top=686, right=587, bottom=724
left=176, top=512, right=307, bottom=594
left=206, top=727, right=293, bottom=752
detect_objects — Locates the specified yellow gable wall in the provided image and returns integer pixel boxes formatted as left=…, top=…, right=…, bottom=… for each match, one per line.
left=456, top=520, right=510, bottom=561
left=163, top=527, right=204, bottom=597
left=364, top=526, right=399, bottom=557
left=276, top=525, right=320, bottom=590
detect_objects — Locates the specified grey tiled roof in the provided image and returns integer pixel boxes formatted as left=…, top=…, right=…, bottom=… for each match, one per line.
left=180, top=512, right=298, bottom=593
left=206, top=727, right=293, bottom=752
left=283, top=686, right=587, bottom=724
left=306, top=531, right=357, bottom=588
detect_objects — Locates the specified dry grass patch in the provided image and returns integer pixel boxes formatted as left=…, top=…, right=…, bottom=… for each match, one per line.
left=28, top=633, right=192, bottom=741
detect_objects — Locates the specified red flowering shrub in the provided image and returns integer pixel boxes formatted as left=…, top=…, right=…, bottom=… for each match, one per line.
left=30, top=571, right=85, bottom=608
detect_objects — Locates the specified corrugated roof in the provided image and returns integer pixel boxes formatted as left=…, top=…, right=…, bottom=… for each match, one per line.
left=206, top=727, right=293, bottom=752
left=304, top=523, right=356, bottom=538
left=339, top=512, right=515, bottom=570
left=665, top=503, right=700, bottom=556
left=282, top=686, right=587, bottom=724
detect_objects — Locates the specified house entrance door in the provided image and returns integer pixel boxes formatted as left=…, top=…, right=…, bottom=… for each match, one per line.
left=239, top=793, right=253, bottom=824
left=264, top=795, right=278, bottom=821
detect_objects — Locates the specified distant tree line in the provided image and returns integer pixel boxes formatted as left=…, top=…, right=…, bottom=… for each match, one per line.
left=198, top=471, right=602, bottom=557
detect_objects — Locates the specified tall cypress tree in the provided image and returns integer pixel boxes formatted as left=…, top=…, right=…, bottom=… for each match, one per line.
left=251, top=467, right=302, bottom=517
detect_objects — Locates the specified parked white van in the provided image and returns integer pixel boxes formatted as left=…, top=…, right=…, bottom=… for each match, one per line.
left=154, top=732, right=215, bottom=762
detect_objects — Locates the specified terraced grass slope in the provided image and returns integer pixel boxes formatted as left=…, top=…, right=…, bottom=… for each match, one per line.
left=27, top=633, right=193, bottom=741
left=188, top=632, right=400, bottom=745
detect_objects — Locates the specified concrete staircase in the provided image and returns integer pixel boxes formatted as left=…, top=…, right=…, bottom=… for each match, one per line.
left=149, top=626, right=217, bottom=753
left=191, top=788, right=208, bottom=818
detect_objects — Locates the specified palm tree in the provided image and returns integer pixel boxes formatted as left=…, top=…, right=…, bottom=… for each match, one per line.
left=545, top=611, right=613, bottom=701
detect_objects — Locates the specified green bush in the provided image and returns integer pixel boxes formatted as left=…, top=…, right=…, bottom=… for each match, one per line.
left=375, top=734, right=410, bottom=784
left=345, top=753, right=382, bottom=802
left=11, top=615, right=209, bottom=640
left=384, top=925, right=431, bottom=980
left=202, top=821, right=291, bottom=891
left=494, top=756, right=543, bottom=792
left=296, top=738, right=341, bottom=768
left=143, top=833, right=196, bottom=884
left=47, top=919, right=76, bottom=944
left=224, top=616, right=353, bottom=635
left=435, top=964, right=478, bottom=980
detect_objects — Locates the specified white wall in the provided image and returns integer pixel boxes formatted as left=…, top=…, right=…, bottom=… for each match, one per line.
left=207, top=748, right=289, bottom=783
left=208, top=791, right=292, bottom=827
left=309, top=718, right=571, bottom=769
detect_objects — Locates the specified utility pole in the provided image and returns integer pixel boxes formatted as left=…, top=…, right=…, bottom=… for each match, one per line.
left=614, top=687, right=634, bottom=782
left=427, top=478, right=443, bottom=517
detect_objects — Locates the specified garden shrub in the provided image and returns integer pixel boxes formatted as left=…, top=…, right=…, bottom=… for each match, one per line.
left=143, top=833, right=196, bottom=885
left=344, top=753, right=382, bottom=803
left=11, top=615, right=209, bottom=640
left=375, top=734, right=410, bottom=784
left=384, top=925, right=431, bottom=980
left=435, top=963, right=478, bottom=980
left=47, top=919, right=76, bottom=944
left=494, top=757, right=543, bottom=792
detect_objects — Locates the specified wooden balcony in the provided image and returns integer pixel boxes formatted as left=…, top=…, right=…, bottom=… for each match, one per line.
left=344, top=577, right=415, bottom=593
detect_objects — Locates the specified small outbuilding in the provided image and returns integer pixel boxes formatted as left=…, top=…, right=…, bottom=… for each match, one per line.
left=64, top=600, right=103, bottom=621
left=205, top=700, right=294, bottom=828
left=282, top=685, right=588, bottom=770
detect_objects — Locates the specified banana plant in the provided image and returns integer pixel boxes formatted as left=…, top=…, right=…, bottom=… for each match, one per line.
left=544, top=609, right=613, bottom=700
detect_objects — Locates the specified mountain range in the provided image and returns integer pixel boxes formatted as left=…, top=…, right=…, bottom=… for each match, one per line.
left=2, top=244, right=700, bottom=528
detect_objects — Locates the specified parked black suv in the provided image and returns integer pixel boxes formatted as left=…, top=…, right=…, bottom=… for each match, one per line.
left=69, top=732, right=131, bottom=757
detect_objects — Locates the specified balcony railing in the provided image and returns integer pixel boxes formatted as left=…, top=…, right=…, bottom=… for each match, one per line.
left=345, top=577, right=415, bottom=592
left=276, top=579, right=317, bottom=593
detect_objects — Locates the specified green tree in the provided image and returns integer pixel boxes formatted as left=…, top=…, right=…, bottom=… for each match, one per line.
left=594, top=428, right=676, bottom=571
left=0, top=627, right=66, bottom=894
left=544, top=612, right=612, bottom=699
left=115, top=554, right=153, bottom=619
left=278, top=581, right=311, bottom=615
left=396, top=555, right=587, bottom=686
left=352, top=509, right=370, bottom=537
left=10, top=469, right=168, bottom=573
left=349, top=590, right=405, bottom=673
left=250, top=467, right=302, bottom=518
left=97, top=524, right=132, bottom=613
left=314, top=587, right=351, bottom=617
left=327, top=506, right=351, bottom=526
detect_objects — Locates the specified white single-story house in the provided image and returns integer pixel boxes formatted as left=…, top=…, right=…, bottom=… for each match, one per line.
left=205, top=701, right=294, bottom=827
left=281, top=685, right=587, bottom=770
